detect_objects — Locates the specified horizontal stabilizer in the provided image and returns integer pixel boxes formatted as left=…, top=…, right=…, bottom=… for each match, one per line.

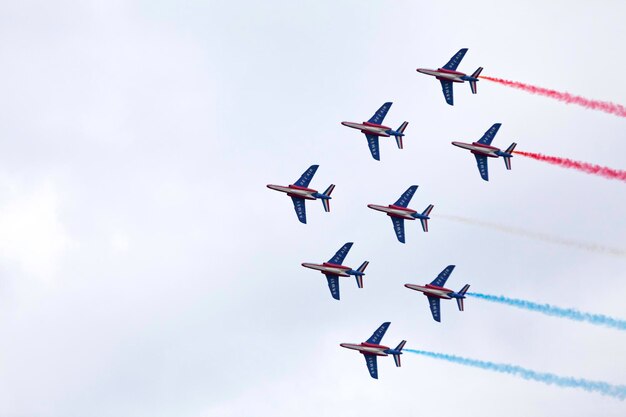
left=456, top=297, right=465, bottom=311
left=505, top=142, right=517, bottom=154
left=395, top=135, right=404, bottom=150
left=355, top=275, right=364, bottom=289
left=459, top=284, right=470, bottom=295
left=357, top=261, right=369, bottom=273
left=422, top=204, right=434, bottom=217
left=420, top=218, right=429, bottom=232
left=470, top=80, right=478, bottom=94
left=471, top=66, right=483, bottom=78
left=393, top=354, right=402, bottom=367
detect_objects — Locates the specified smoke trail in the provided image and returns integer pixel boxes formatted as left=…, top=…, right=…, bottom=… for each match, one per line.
left=439, top=214, right=626, bottom=258
left=406, top=349, right=626, bottom=400
left=468, top=292, right=626, bottom=331
left=480, top=76, right=626, bottom=118
left=514, top=150, right=626, bottom=182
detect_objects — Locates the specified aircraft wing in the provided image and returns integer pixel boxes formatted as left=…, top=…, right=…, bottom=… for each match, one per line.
left=477, top=123, right=502, bottom=145
left=474, top=154, right=489, bottom=181
left=427, top=296, right=442, bottom=322
left=430, top=265, right=455, bottom=287
left=440, top=80, right=454, bottom=105
left=367, top=102, right=392, bottom=124
left=328, top=242, right=353, bottom=265
left=365, top=134, right=381, bottom=161
left=394, top=185, right=418, bottom=207
left=442, top=48, right=468, bottom=71
left=294, top=165, right=319, bottom=187
left=391, top=217, right=406, bottom=243
left=364, top=354, right=379, bottom=379
left=366, top=322, right=391, bottom=344
left=291, top=197, right=307, bottom=223
left=325, top=274, right=340, bottom=300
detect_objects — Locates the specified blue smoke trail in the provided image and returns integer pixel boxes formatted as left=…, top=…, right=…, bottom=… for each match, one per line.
left=468, top=292, right=626, bottom=331
left=405, top=349, right=626, bottom=400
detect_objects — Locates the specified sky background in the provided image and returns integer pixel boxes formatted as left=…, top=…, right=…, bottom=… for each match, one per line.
left=0, top=1, right=625, bottom=416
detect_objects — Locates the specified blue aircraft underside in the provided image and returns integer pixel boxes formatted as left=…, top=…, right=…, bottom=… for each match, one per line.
left=366, top=322, right=390, bottom=344
left=366, top=134, right=381, bottom=161
left=474, top=154, right=489, bottom=181
left=443, top=48, right=468, bottom=71
left=294, top=165, right=319, bottom=187
left=431, top=265, right=455, bottom=287
left=391, top=217, right=406, bottom=243
left=291, top=197, right=307, bottom=223
left=364, top=354, right=379, bottom=379
left=328, top=242, right=353, bottom=264
left=368, top=102, right=392, bottom=124
left=477, top=123, right=502, bottom=145
left=440, top=80, right=454, bottom=105
left=394, top=185, right=418, bottom=207
left=428, top=296, right=442, bottom=322
left=325, top=274, right=340, bottom=300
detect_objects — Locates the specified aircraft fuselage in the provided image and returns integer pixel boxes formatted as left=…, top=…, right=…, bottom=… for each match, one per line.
left=340, top=342, right=390, bottom=356
left=368, top=204, right=417, bottom=220
left=341, top=121, right=391, bottom=137
left=266, top=184, right=318, bottom=200
left=452, top=141, right=502, bottom=158
left=416, top=68, right=467, bottom=83
left=405, top=283, right=453, bottom=299
left=301, top=262, right=351, bottom=277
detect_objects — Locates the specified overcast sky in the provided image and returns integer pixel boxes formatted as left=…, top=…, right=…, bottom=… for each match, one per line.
left=0, top=1, right=625, bottom=416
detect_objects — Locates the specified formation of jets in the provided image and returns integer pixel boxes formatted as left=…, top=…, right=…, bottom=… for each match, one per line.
left=267, top=48, right=518, bottom=379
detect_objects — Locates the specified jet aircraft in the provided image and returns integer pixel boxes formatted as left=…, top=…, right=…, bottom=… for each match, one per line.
left=341, top=102, right=408, bottom=161
left=340, top=322, right=406, bottom=379
left=267, top=165, right=334, bottom=223
left=302, top=242, right=368, bottom=300
left=405, top=265, right=470, bottom=322
left=416, top=48, right=483, bottom=105
left=367, top=185, right=433, bottom=243
left=452, top=123, right=517, bottom=181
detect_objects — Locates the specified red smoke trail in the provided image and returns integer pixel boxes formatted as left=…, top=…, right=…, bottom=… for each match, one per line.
left=481, top=76, right=626, bottom=118
left=514, top=150, right=626, bottom=182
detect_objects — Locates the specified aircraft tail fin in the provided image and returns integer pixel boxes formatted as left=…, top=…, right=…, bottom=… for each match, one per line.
left=456, top=284, right=470, bottom=311
left=420, top=204, right=434, bottom=232
left=469, top=67, right=482, bottom=94
left=503, top=143, right=516, bottom=170
left=355, top=261, right=369, bottom=288
left=395, top=122, right=409, bottom=149
left=321, top=184, right=335, bottom=212
left=393, top=340, right=406, bottom=367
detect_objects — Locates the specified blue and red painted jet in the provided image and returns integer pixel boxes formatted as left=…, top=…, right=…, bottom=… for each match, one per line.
left=267, top=165, right=334, bottom=224
left=416, top=48, right=483, bottom=106
left=341, top=102, right=408, bottom=161
left=405, top=265, right=470, bottom=322
left=302, top=242, right=368, bottom=300
left=368, top=185, right=433, bottom=243
left=340, top=322, right=406, bottom=379
left=452, top=123, right=517, bottom=181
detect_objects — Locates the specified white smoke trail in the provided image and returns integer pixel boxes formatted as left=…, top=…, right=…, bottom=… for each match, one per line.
left=439, top=214, right=626, bottom=258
